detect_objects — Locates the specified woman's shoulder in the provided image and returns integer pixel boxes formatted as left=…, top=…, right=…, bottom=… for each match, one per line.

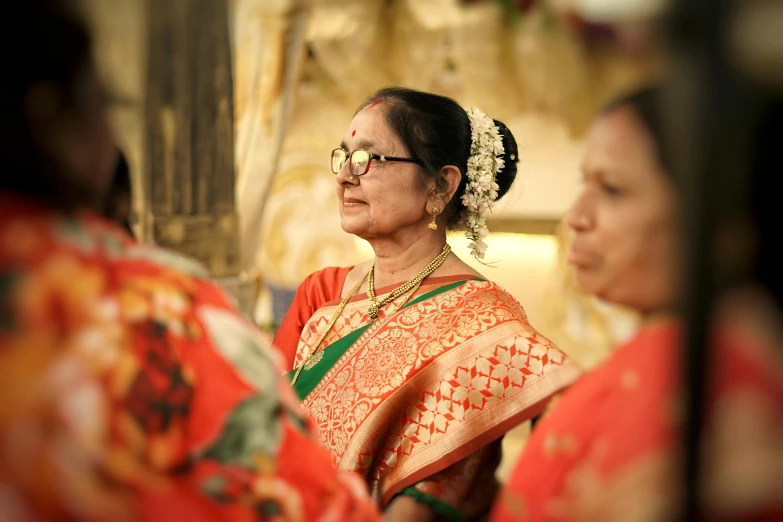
left=305, top=265, right=353, bottom=281
left=288, top=266, right=356, bottom=312
left=302, top=266, right=354, bottom=295
left=601, top=316, right=783, bottom=404
left=460, top=279, right=529, bottom=317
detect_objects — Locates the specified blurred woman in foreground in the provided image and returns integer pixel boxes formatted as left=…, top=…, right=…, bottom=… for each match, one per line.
left=491, top=87, right=783, bottom=521
left=0, top=2, right=378, bottom=520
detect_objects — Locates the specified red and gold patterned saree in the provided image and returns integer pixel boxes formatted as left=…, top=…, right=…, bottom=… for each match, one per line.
left=491, top=319, right=783, bottom=522
left=274, top=268, right=580, bottom=520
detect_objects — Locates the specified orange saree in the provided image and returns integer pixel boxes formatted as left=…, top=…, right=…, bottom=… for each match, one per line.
left=0, top=195, right=379, bottom=522
left=274, top=268, right=580, bottom=520
left=491, top=319, right=783, bottom=522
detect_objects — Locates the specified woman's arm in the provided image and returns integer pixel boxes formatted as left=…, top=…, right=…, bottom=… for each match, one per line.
left=384, top=496, right=437, bottom=522
left=384, top=441, right=503, bottom=522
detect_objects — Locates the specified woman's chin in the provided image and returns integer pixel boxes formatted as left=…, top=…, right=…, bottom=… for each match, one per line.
left=340, top=215, right=369, bottom=236
left=573, top=270, right=602, bottom=298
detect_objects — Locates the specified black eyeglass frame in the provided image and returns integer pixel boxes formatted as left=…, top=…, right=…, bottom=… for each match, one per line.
left=331, top=148, right=423, bottom=176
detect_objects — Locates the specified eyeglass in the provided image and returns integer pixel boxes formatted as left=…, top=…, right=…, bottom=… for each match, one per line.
left=331, top=148, right=422, bottom=176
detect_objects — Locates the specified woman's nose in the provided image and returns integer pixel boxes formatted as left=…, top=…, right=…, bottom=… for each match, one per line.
left=334, top=156, right=355, bottom=184
left=565, top=191, right=594, bottom=232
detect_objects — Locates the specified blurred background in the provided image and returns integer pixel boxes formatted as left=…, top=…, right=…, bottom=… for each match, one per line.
left=75, top=0, right=773, bottom=483
left=81, top=0, right=663, bottom=360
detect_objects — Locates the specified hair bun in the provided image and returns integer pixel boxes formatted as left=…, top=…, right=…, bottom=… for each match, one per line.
left=492, top=119, right=519, bottom=201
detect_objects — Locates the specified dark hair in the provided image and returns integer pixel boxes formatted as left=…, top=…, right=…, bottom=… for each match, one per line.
left=102, top=150, right=134, bottom=237
left=359, top=87, right=519, bottom=228
left=110, top=151, right=132, bottom=195
left=0, top=0, right=95, bottom=209
left=750, top=97, right=783, bottom=307
left=601, top=86, right=673, bottom=177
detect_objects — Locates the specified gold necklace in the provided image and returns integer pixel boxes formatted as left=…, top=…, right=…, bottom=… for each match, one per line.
left=291, top=243, right=451, bottom=387
left=291, top=274, right=366, bottom=386
left=366, top=244, right=451, bottom=320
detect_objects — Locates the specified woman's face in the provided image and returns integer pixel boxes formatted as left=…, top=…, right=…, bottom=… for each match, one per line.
left=566, top=106, right=679, bottom=314
left=335, top=104, right=432, bottom=241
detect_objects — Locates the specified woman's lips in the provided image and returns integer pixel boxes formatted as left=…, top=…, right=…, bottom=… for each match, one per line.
left=343, top=198, right=367, bottom=207
left=567, top=247, right=599, bottom=268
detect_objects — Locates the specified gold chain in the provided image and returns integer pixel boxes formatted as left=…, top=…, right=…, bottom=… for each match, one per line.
left=367, top=243, right=451, bottom=320
left=291, top=243, right=452, bottom=386
left=290, top=274, right=366, bottom=386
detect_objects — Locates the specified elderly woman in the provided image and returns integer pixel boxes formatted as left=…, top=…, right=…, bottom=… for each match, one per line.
left=273, top=87, right=579, bottom=521
left=0, top=2, right=379, bottom=520
left=491, top=88, right=783, bottom=521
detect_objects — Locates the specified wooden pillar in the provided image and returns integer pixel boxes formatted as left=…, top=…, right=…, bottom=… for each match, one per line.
left=144, top=0, right=238, bottom=277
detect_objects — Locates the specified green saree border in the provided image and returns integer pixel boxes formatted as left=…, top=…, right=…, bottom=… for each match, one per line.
left=393, top=487, right=462, bottom=521
left=288, top=279, right=476, bottom=400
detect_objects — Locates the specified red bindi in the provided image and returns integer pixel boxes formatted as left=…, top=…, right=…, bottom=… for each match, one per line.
left=352, top=130, right=356, bottom=137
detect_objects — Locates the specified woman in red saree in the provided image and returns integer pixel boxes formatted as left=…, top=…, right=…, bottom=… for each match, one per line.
left=0, top=3, right=378, bottom=520
left=273, top=88, right=579, bottom=521
left=491, top=88, right=783, bottom=521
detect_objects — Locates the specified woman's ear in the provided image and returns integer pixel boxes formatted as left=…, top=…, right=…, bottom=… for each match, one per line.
left=434, top=165, right=462, bottom=207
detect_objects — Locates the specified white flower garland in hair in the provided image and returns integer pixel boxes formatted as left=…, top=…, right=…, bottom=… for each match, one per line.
left=462, top=107, right=505, bottom=260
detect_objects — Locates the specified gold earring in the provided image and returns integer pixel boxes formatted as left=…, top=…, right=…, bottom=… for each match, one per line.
left=428, top=205, right=440, bottom=230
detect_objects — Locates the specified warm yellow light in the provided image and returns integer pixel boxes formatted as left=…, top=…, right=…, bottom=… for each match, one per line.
left=354, top=232, right=559, bottom=326
left=450, top=232, right=558, bottom=269
left=354, top=232, right=559, bottom=269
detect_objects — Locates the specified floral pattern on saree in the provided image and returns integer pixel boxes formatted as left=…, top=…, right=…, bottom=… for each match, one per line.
left=0, top=198, right=379, bottom=522
left=296, top=279, right=578, bottom=504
